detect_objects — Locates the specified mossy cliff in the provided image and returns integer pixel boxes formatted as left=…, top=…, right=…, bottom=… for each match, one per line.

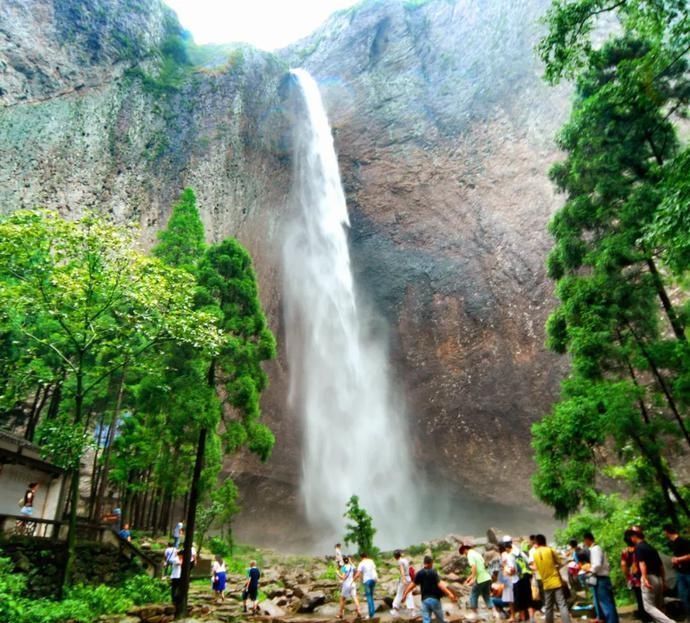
left=1, top=0, right=568, bottom=544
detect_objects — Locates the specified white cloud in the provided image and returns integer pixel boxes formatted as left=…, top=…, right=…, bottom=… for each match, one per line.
left=164, top=0, right=359, bottom=50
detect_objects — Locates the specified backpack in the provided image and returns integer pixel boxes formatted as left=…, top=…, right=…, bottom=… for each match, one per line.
left=515, top=552, right=531, bottom=578
left=409, top=565, right=416, bottom=582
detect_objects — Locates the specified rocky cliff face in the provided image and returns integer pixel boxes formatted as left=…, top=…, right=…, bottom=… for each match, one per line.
left=0, top=0, right=568, bottom=545
left=280, top=0, right=570, bottom=514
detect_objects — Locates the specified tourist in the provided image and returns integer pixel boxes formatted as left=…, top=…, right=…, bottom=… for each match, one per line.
left=512, top=540, right=535, bottom=623
left=118, top=522, right=132, bottom=542
left=243, top=560, right=261, bottom=615
left=528, top=535, right=544, bottom=606
left=626, top=528, right=675, bottom=623
left=211, top=554, right=227, bottom=603
left=163, top=541, right=177, bottom=578
left=338, top=555, right=362, bottom=619
left=19, top=482, right=38, bottom=516
left=530, top=534, right=571, bottom=623
left=621, top=534, right=651, bottom=622
left=335, top=542, right=344, bottom=567
left=170, top=549, right=183, bottom=603
left=583, top=532, right=618, bottom=623
left=663, top=525, right=690, bottom=618
left=391, top=549, right=416, bottom=616
left=402, top=555, right=457, bottom=623
left=499, top=539, right=517, bottom=622
left=461, top=540, right=492, bottom=617
left=172, top=520, right=184, bottom=548
left=355, top=551, right=378, bottom=619
left=491, top=572, right=512, bottom=620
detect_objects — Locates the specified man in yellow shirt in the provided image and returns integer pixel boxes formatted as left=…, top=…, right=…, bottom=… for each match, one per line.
left=530, top=534, right=571, bottom=623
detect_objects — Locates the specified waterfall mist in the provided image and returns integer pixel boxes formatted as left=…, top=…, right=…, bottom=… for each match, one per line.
left=282, top=69, right=419, bottom=549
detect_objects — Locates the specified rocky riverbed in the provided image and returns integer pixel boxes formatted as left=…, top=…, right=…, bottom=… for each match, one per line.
left=104, top=533, right=628, bottom=623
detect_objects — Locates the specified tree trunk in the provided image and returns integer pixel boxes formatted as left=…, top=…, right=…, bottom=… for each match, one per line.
left=627, top=322, right=690, bottom=449
left=174, top=426, right=207, bottom=619
left=25, top=384, right=49, bottom=442
left=93, top=368, right=127, bottom=522
left=647, top=258, right=686, bottom=342
left=62, top=365, right=84, bottom=594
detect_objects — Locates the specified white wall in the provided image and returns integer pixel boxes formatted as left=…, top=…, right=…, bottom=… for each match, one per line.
left=0, top=462, right=63, bottom=522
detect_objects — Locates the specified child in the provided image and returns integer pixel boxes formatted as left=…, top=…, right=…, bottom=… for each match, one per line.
left=242, top=560, right=261, bottom=614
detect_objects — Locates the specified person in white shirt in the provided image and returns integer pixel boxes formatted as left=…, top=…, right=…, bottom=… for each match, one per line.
left=355, top=552, right=379, bottom=619
left=169, top=550, right=183, bottom=604
left=163, top=541, right=177, bottom=578
left=500, top=537, right=518, bottom=621
left=211, top=555, right=227, bottom=603
left=583, top=532, right=619, bottom=623
left=391, top=549, right=416, bottom=616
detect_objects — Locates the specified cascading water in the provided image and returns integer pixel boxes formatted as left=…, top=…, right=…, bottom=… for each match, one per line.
left=283, top=69, right=418, bottom=549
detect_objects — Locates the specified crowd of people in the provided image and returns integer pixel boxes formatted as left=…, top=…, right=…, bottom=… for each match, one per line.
left=127, top=522, right=690, bottom=623
left=327, top=527, right=690, bottom=623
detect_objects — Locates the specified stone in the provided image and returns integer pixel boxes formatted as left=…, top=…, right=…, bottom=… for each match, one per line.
left=297, top=590, right=327, bottom=613
left=257, top=600, right=286, bottom=617
left=314, top=603, right=340, bottom=618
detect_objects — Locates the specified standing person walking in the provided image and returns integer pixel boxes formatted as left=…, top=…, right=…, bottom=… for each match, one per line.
left=169, top=549, right=183, bottom=604
left=530, top=534, right=571, bottom=623
left=402, top=555, right=458, bottom=623
left=355, top=551, right=378, bottom=619
left=338, top=555, right=362, bottom=619
left=211, top=554, right=227, bottom=603
left=242, top=560, right=261, bottom=614
left=461, top=540, right=493, bottom=617
left=391, top=549, right=416, bottom=616
left=663, top=525, right=690, bottom=619
left=163, top=541, right=177, bottom=579
left=583, top=532, right=619, bottom=623
left=172, top=521, right=184, bottom=548
left=627, top=528, right=676, bottom=623
left=621, top=535, right=651, bottom=622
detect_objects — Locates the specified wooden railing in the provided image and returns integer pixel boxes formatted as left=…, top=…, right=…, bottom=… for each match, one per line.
left=0, top=514, right=160, bottom=577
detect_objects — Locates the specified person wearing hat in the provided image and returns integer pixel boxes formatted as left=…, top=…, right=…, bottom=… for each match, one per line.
left=626, top=528, right=675, bottom=623
left=499, top=536, right=518, bottom=621
left=461, top=540, right=492, bottom=617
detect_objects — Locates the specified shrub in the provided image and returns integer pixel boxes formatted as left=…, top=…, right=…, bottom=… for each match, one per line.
left=209, top=536, right=233, bottom=560
left=122, top=574, right=168, bottom=604
left=0, top=556, right=166, bottom=623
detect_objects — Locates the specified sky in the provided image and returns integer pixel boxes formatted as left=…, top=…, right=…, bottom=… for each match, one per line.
left=164, top=0, right=360, bottom=51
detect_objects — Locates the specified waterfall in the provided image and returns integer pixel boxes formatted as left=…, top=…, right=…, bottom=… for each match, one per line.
left=282, top=69, right=418, bottom=549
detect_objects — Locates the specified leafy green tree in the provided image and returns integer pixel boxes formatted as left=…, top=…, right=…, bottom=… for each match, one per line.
left=153, top=188, right=206, bottom=271
left=534, top=0, right=690, bottom=524
left=343, top=495, right=377, bottom=556
left=147, top=189, right=276, bottom=618
left=0, top=209, right=220, bottom=589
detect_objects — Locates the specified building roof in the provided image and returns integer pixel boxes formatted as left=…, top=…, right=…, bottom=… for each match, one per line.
left=0, top=428, right=64, bottom=475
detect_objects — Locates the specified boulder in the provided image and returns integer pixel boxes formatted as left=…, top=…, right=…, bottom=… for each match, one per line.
left=298, top=590, right=327, bottom=613
left=314, top=603, right=341, bottom=618
left=258, top=599, right=286, bottom=617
